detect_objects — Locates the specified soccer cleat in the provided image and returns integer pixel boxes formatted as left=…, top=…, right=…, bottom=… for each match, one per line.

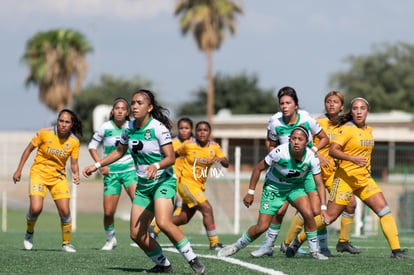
left=189, top=257, right=206, bottom=274
left=390, top=250, right=414, bottom=259
left=320, top=247, right=332, bottom=257
left=280, top=242, right=288, bottom=253
left=101, top=237, right=117, bottom=251
left=286, top=238, right=301, bottom=258
left=144, top=265, right=174, bottom=273
left=336, top=241, right=361, bottom=254
left=311, top=251, right=329, bottom=260
left=148, top=225, right=158, bottom=239
left=250, top=243, right=274, bottom=257
left=62, top=244, right=77, bottom=253
left=23, top=232, right=34, bottom=251
left=218, top=243, right=239, bottom=257
left=210, top=242, right=224, bottom=251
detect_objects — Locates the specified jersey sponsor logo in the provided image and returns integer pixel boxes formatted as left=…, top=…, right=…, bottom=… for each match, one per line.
left=131, top=140, right=144, bottom=153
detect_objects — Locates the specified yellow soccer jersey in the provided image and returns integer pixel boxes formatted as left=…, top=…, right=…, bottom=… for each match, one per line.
left=176, top=139, right=226, bottom=190
left=314, top=114, right=337, bottom=182
left=331, top=121, right=374, bottom=182
left=172, top=137, right=195, bottom=178
left=30, top=126, right=80, bottom=183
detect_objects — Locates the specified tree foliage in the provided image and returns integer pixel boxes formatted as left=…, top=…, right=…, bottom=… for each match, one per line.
left=22, top=28, right=92, bottom=111
left=73, top=74, right=153, bottom=141
left=175, top=0, right=243, bottom=124
left=177, top=72, right=277, bottom=116
left=329, top=42, right=414, bottom=112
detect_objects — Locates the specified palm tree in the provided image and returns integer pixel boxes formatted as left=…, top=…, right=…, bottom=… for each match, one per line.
left=175, top=0, right=243, bottom=125
left=22, top=28, right=92, bottom=112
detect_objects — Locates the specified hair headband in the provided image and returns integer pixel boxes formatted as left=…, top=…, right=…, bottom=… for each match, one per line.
left=113, top=97, right=129, bottom=107
left=137, top=90, right=152, bottom=104
left=291, top=125, right=310, bottom=141
left=351, top=97, right=369, bottom=107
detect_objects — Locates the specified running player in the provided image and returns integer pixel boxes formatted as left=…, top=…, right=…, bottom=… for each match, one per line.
left=149, top=117, right=194, bottom=238
left=172, top=121, right=229, bottom=250
left=13, top=109, right=82, bottom=252
left=88, top=97, right=137, bottom=250
left=83, top=89, right=206, bottom=274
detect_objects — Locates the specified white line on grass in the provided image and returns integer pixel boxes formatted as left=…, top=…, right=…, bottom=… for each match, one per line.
left=163, top=247, right=287, bottom=275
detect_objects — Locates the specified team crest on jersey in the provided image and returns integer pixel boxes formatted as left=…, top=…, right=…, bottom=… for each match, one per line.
left=144, top=130, right=152, bottom=140
left=303, top=164, right=309, bottom=171
left=263, top=201, right=269, bottom=210
left=64, top=143, right=70, bottom=150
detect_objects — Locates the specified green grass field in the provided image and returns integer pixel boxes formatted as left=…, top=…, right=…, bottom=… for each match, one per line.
left=1, top=209, right=414, bottom=274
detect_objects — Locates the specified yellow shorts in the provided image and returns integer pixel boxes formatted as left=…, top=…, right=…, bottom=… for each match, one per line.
left=29, top=173, right=71, bottom=200
left=177, top=179, right=207, bottom=208
left=329, top=170, right=382, bottom=205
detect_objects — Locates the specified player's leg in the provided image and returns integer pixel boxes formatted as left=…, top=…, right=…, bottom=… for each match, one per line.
left=219, top=212, right=274, bottom=258
left=250, top=200, right=288, bottom=257
left=24, top=179, right=47, bottom=250
left=52, top=179, right=75, bottom=252
left=362, top=183, right=414, bottom=259
left=287, top=190, right=327, bottom=260
left=101, top=174, right=122, bottom=250
left=196, top=199, right=222, bottom=250
left=152, top=176, right=205, bottom=274
left=336, top=195, right=361, bottom=254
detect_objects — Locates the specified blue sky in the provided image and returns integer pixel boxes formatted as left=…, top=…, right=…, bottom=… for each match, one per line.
left=2, top=0, right=414, bottom=131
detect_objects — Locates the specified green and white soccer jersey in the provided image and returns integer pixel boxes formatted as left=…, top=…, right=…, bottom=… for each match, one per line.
left=264, top=143, right=321, bottom=190
left=267, top=110, right=322, bottom=146
left=88, top=120, right=135, bottom=173
left=120, top=118, right=173, bottom=178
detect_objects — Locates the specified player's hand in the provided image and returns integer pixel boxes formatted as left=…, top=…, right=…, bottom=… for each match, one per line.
left=243, top=194, right=254, bottom=208
left=12, top=171, right=21, bottom=184
left=73, top=175, right=80, bottom=185
left=351, top=155, right=367, bottom=166
left=144, top=164, right=158, bottom=180
left=318, top=154, right=330, bottom=168
left=99, top=166, right=110, bottom=176
left=83, top=165, right=97, bottom=178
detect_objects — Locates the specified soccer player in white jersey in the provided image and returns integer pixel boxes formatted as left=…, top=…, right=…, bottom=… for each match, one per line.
left=218, top=126, right=328, bottom=260
left=83, top=89, right=205, bottom=274
left=251, top=86, right=330, bottom=257
left=88, top=97, right=137, bottom=250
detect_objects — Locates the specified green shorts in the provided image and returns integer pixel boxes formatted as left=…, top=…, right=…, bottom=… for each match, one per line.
left=103, top=170, right=137, bottom=196
left=304, top=173, right=317, bottom=193
left=133, top=173, right=177, bottom=213
left=260, top=182, right=308, bottom=215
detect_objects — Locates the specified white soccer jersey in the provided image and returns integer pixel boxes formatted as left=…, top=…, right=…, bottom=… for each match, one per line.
left=264, top=143, right=321, bottom=189
left=267, top=109, right=322, bottom=146
left=88, top=120, right=135, bottom=173
left=120, top=118, right=173, bottom=178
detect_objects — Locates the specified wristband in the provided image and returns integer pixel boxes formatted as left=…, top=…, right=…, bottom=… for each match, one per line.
left=94, top=162, right=102, bottom=169
left=154, top=162, right=160, bottom=170
left=311, top=146, right=318, bottom=153
left=247, top=189, right=255, bottom=195
left=320, top=205, right=327, bottom=211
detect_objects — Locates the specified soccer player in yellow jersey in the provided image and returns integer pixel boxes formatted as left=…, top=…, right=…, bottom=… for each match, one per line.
left=149, top=117, right=194, bottom=238
left=13, top=109, right=82, bottom=253
left=172, top=121, right=229, bottom=250
left=288, top=97, right=414, bottom=259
